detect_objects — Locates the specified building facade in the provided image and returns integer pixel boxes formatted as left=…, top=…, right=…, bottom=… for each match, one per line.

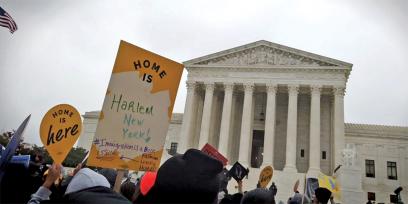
left=79, top=41, right=408, bottom=203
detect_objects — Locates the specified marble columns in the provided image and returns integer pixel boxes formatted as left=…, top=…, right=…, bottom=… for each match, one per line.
left=263, top=84, right=277, bottom=166
left=218, top=83, right=234, bottom=156
left=284, top=85, right=299, bottom=172
left=198, top=83, right=215, bottom=148
left=238, top=83, right=254, bottom=166
left=308, top=85, right=322, bottom=176
left=179, top=81, right=197, bottom=153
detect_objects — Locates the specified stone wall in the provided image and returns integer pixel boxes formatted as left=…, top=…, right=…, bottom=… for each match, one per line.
left=345, top=123, right=408, bottom=203
left=77, top=111, right=99, bottom=150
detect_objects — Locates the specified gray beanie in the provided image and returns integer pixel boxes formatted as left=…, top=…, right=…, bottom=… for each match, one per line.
left=65, top=168, right=110, bottom=195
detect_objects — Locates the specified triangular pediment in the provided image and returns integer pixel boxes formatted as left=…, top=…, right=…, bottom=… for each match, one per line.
left=184, top=40, right=352, bottom=67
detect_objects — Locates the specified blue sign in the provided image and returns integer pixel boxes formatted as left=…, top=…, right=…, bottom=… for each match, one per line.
left=0, top=115, right=31, bottom=183
left=10, top=155, right=31, bottom=169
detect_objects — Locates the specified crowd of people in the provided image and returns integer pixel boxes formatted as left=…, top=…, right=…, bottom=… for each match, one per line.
left=0, top=148, right=336, bottom=204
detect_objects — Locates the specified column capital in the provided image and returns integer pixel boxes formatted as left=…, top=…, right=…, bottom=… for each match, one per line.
left=333, top=86, right=345, bottom=96
left=287, top=84, right=299, bottom=94
left=186, top=81, right=197, bottom=90
left=204, top=82, right=215, bottom=92
left=266, top=84, right=278, bottom=93
left=310, top=85, right=322, bottom=95
left=243, top=83, right=254, bottom=92
left=223, top=83, right=234, bottom=92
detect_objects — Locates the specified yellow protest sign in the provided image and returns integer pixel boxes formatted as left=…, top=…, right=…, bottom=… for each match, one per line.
left=258, top=166, right=273, bottom=188
left=87, top=40, right=183, bottom=171
left=318, top=172, right=340, bottom=200
left=40, top=104, right=82, bottom=164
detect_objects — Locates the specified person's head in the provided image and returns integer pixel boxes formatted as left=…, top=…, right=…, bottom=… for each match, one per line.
left=98, top=168, right=117, bottom=188
left=35, top=153, right=43, bottom=163
left=241, top=188, right=275, bottom=204
left=140, top=148, right=223, bottom=203
left=313, top=187, right=331, bottom=204
left=120, top=181, right=137, bottom=202
left=287, top=192, right=302, bottom=204
left=220, top=193, right=243, bottom=204
left=63, top=168, right=131, bottom=204
left=30, top=151, right=43, bottom=163
left=65, top=168, right=110, bottom=195
left=269, top=182, right=277, bottom=197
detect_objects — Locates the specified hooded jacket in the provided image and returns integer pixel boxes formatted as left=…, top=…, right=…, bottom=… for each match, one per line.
left=28, top=168, right=130, bottom=204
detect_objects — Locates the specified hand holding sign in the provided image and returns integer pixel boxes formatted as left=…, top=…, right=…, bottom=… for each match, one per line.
left=40, top=104, right=82, bottom=164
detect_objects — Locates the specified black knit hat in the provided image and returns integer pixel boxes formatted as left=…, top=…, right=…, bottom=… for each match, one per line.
left=98, top=168, right=117, bottom=188
left=315, top=187, right=332, bottom=204
left=142, top=148, right=223, bottom=203
left=241, top=188, right=275, bottom=204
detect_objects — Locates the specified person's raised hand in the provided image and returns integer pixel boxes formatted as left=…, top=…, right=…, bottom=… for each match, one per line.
left=237, top=180, right=243, bottom=193
left=43, top=163, right=62, bottom=189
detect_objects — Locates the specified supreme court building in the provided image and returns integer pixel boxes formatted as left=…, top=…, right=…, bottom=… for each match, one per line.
left=79, top=40, right=408, bottom=203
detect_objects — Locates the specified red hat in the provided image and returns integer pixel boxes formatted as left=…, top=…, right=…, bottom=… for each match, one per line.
left=140, top=171, right=157, bottom=196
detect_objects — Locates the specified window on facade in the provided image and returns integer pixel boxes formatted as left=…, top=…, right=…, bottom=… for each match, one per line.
left=367, top=192, right=375, bottom=201
left=390, top=194, right=398, bottom=203
left=300, top=149, right=304, bottom=158
left=322, top=151, right=326, bottom=160
left=387, top=161, right=397, bottom=180
left=365, top=160, right=375, bottom=178
left=169, top=142, right=178, bottom=155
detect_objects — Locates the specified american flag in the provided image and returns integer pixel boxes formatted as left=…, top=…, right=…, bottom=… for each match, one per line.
left=0, top=6, right=17, bottom=33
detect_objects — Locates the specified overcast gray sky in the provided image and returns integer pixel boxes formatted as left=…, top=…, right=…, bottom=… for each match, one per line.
left=1, top=0, right=407, bottom=145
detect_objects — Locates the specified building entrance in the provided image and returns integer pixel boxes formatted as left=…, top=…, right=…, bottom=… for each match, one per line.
left=251, top=130, right=264, bottom=168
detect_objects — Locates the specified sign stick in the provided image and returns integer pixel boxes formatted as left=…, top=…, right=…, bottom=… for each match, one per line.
left=113, top=169, right=125, bottom=193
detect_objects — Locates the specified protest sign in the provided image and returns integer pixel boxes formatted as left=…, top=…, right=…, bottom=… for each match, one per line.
left=40, top=104, right=82, bottom=164
left=258, top=165, right=273, bottom=188
left=318, top=172, right=338, bottom=193
left=10, top=155, right=31, bottom=168
left=318, top=172, right=340, bottom=200
left=0, top=115, right=30, bottom=183
left=88, top=40, right=183, bottom=171
left=201, top=143, right=228, bottom=166
left=304, top=177, right=319, bottom=201
left=229, top=161, right=249, bottom=181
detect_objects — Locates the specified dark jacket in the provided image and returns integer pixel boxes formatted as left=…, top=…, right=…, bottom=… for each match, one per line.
left=64, top=186, right=130, bottom=204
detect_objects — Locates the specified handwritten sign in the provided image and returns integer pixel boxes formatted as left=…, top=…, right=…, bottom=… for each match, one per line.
left=87, top=40, right=183, bottom=171
left=258, top=165, right=273, bottom=188
left=201, top=143, right=228, bottom=166
left=40, top=104, right=82, bottom=164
